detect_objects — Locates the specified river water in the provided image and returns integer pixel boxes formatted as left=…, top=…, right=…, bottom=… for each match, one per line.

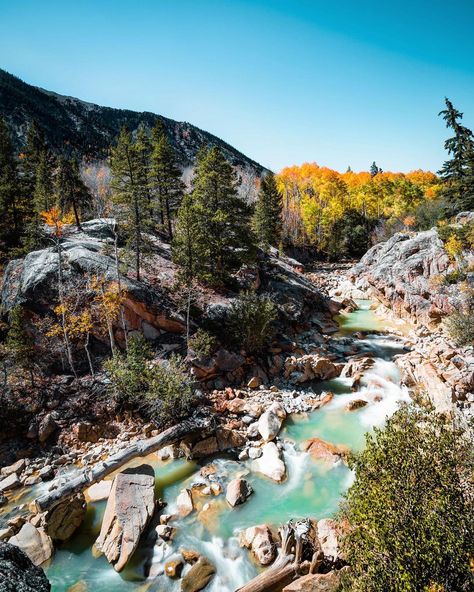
left=7, top=300, right=412, bottom=591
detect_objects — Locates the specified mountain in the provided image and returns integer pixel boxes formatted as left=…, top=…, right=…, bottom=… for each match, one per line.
left=0, top=68, right=268, bottom=187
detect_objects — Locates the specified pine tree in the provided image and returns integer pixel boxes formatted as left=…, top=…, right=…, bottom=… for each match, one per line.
left=55, top=157, right=91, bottom=229
left=110, top=127, right=149, bottom=281
left=175, top=146, right=254, bottom=285
left=0, top=117, right=20, bottom=252
left=438, top=98, right=474, bottom=213
left=150, top=119, right=184, bottom=239
left=5, top=305, right=36, bottom=386
left=252, top=172, right=283, bottom=250
left=370, top=162, right=381, bottom=177
left=21, top=120, right=46, bottom=199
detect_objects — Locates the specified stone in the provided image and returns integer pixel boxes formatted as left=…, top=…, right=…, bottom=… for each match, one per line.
left=73, top=422, right=101, bottom=443
left=1, top=459, right=27, bottom=477
left=345, top=399, right=368, bottom=411
left=0, top=494, right=7, bottom=508
left=86, top=480, right=112, bottom=502
left=95, top=464, right=155, bottom=572
left=226, top=478, right=253, bottom=507
left=247, top=376, right=261, bottom=389
left=38, top=466, right=54, bottom=481
left=283, top=569, right=344, bottom=591
left=180, top=556, right=215, bottom=592
left=44, top=494, right=86, bottom=541
left=0, top=472, right=21, bottom=492
left=258, top=402, right=286, bottom=441
left=164, top=558, right=183, bottom=578
left=302, top=438, right=348, bottom=465
left=176, top=488, right=194, bottom=517
left=317, top=519, right=343, bottom=563
left=251, top=442, right=286, bottom=482
left=285, top=355, right=341, bottom=383
left=0, top=541, right=51, bottom=591
left=239, top=525, right=276, bottom=566
left=0, top=528, right=14, bottom=541
left=8, top=523, right=53, bottom=567
left=216, top=427, right=246, bottom=451
left=248, top=446, right=262, bottom=460
left=190, top=437, right=219, bottom=458
left=23, top=476, right=41, bottom=487
left=180, top=548, right=201, bottom=564
left=156, top=524, right=175, bottom=541
left=38, top=415, right=57, bottom=444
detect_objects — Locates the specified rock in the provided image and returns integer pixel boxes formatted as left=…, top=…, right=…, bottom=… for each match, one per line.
left=0, top=494, right=7, bottom=508
left=156, top=524, right=175, bottom=541
left=1, top=459, right=27, bottom=477
left=86, top=480, right=112, bottom=502
left=257, top=402, right=286, bottom=441
left=0, top=528, right=14, bottom=541
left=176, top=488, right=194, bottom=517
left=248, top=446, right=262, bottom=459
left=0, top=541, right=51, bottom=591
left=190, top=437, right=219, bottom=458
left=38, top=466, right=54, bottom=481
left=38, top=415, right=57, bottom=444
left=180, top=556, right=216, bottom=592
left=216, top=427, right=246, bottom=451
left=180, top=548, right=201, bottom=564
left=44, top=494, right=86, bottom=541
left=23, top=476, right=41, bottom=487
left=302, top=438, right=349, bottom=464
left=8, top=523, right=53, bottom=567
left=226, top=478, right=253, bottom=507
left=285, top=355, right=341, bottom=383
left=283, top=569, right=345, bottom=591
left=164, top=558, right=183, bottom=578
left=73, top=422, right=101, bottom=443
left=252, top=442, right=286, bottom=482
left=247, top=376, right=261, bottom=389
left=95, top=465, right=155, bottom=572
left=317, top=519, right=343, bottom=563
left=0, top=472, right=21, bottom=492
left=345, top=399, right=368, bottom=411
left=239, top=525, right=276, bottom=566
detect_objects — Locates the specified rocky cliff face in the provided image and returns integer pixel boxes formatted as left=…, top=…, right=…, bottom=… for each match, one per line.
left=348, top=228, right=458, bottom=327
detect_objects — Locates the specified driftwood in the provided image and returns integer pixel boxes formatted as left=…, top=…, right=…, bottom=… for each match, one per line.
left=237, top=520, right=321, bottom=592
left=30, top=416, right=210, bottom=514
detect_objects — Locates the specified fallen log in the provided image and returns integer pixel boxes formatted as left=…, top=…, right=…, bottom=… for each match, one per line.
left=30, top=416, right=210, bottom=514
left=237, top=520, right=320, bottom=592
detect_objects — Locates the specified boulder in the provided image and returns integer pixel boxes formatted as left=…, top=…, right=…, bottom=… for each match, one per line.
left=225, top=478, right=253, bottom=507
left=180, top=556, right=215, bottom=592
left=302, top=438, right=348, bottom=464
left=257, top=402, right=286, bottom=441
left=283, top=569, right=345, bottom=591
left=317, top=519, right=344, bottom=563
left=44, top=493, right=86, bottom=541
left=251, top=442, right=286, bottom=482
left=164, top=557, right=183, bottom=578
left=0, top=472, right=20, bottom=492
left=38, top=415, right=57, bottom=444
left=216, top=427, right=246, bottom=451
left=0, top=541, right=51, bottom=592
left=95, top=464, right=155, bottom=572
left=1, top=459, right=27, bottom=477
left=285, top=355, right=341, bottom=383
left=345, top=399, right=368, bottom=411
left=247, top=376, right=261, bottom=389
left=239, top=524, right=276, bottom=566
left=176, top=488, right=194, bottom=517
left=86, top=480, right=112, bottom=502
left=8, top=523, right=53, bottom=567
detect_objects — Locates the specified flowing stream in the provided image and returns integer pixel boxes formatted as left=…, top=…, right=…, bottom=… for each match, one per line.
left=6, top=300, right=412, bottom=591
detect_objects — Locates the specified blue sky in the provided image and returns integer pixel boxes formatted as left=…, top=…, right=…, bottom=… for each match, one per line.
left=1, top=0, right=474, bottom=172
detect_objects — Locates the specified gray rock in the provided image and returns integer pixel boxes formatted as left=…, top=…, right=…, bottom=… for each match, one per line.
left=225, top=478, right=253, bottom=507
left=8, top=523, right=53, bottom=567
left=0, top=541, right=51, bottom=591
left=0, top=473, right=20, bottom=492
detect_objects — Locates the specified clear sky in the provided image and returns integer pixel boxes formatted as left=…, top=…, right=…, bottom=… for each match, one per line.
left=1, top=0, right=474, bottom=172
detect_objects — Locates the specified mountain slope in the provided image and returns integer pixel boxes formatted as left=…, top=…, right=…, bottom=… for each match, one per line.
left=0, top=69, right=268, bottom=180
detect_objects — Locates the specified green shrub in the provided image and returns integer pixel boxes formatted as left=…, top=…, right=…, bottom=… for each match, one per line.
left=188, top=328, right=217, bottom=358
left=104, top=335, right=195, bottom=426
left=226, top=291, right=277, bottom=355
left=442, top=269, right=467, bottom=285
left=444, top=292, right=474, bottom=346
left=340, top=404, right=474, bottom=592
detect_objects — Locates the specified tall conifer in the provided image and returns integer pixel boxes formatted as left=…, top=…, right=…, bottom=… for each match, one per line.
left=252, top=172, right=283, bottom=250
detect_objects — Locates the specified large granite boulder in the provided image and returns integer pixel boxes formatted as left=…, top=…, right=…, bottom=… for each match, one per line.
left=44, top=493, right=86, bottom=541
left=348, top=229, right=458, bottom=326
left=0, top=220, right=185, bottom=341
left=257, top=402, right=286, bottom=441
left=95, top=464, right=156, bottom=572
left=251, top=442, right=286, bottom=482
left=8, top=523, right=53, bottom=567
left=0, top=541, right=51, bottom=592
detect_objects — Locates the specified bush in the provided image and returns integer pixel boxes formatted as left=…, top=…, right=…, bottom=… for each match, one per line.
left=104, top=336, right=195, bottom=427
left=326, top=209, right=373, bottom=259
left=413, top=198, right=446, bottom=230
left=444, top=291, right=474, bottom=346
left=226, top=291, right=277, bottom=355
left=340, top=404, right=474, bottom=592
left=188, top=329, right=217, bottom=358
left=442, top=269, right=467, bottom=285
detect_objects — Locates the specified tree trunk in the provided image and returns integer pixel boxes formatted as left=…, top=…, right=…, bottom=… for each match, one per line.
left=30, top=416, right=210, bottom=514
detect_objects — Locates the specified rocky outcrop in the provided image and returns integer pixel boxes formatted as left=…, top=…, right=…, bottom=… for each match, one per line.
left=347, top=229, right=460, bottom=327
left=0, top=541, right=51, bottom=592
left=95, top=464, right=156, bottom=572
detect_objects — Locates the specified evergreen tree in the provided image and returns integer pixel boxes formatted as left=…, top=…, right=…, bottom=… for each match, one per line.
left=0, top=117, right=20, bottom=251
left=370, top=161, right=381, bottom=177
left=438, top=97, right=474, bottom=213
left=21, top=120, right=46, bottom=198
left=5, top=305, right=36, bottom=385
left=110, top=126, right=149, bottom=281
left=252, top=172, right=283, bottom=250
left=55, top=156, right=92, bottom=229
left=150, top=119, right=184, bottom=239
left=173, top=146, right=254, bottom=285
